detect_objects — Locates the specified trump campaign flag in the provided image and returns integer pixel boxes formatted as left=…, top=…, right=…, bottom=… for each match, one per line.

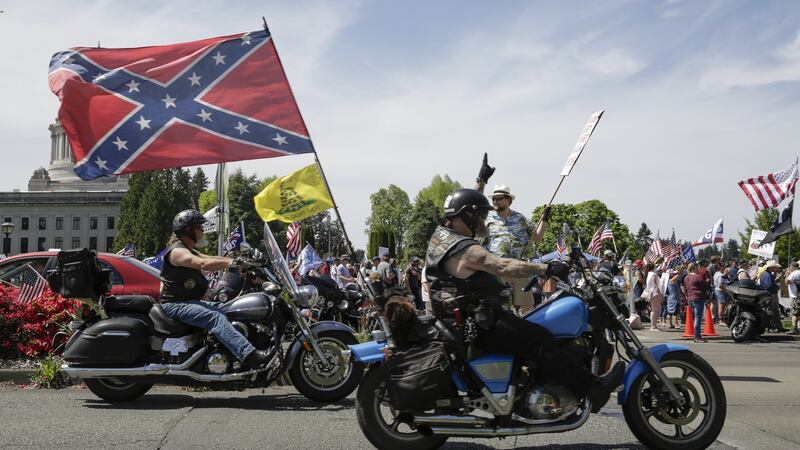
left=254, top=163, right=334, bottom=223
left=221, top=222, right=246, bottom=256
left=296, top=244, right=324, bottom=276
left=692, top=218, right=724, bottom=248
left=143, top=248, right=168, bottom=270
left=48, top=29, right=315, bottom=180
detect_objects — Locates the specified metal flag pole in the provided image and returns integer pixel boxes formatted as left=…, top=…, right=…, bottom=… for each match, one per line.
left=215, top=162, right=229, bottom=256
left=262, top=17, right=356, bottom=258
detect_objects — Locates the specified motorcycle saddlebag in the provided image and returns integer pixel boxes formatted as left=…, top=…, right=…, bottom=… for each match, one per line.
left=385, top=341, right=456, bottom=411
left=63, top=316, right=150, bottom=364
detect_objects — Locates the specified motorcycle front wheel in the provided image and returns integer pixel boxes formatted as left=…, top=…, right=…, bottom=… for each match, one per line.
left=622, top=351, right=726, bottom=450
left=730, top=316, right=755, bottom=342
left=355, top=366, right=448, bottom=450
left=85, top=378, right=153, bottom=402
left=289, top=330, right=363, bottom=402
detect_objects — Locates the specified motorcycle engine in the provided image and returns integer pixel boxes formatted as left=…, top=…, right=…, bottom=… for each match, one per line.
left=524, top=385, right=579, bottom=419
left=206, top=351, right=231, bottom=374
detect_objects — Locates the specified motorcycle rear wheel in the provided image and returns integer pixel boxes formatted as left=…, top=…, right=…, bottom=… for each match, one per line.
left=355, top=367, right=448, bottom=450
left=622, top=351, right=726, bottom=450
left=730, top=317, right=754, bottom=342
left=85, top=378, right=153, bottom=402
left=289, top=330, right=364, bottom=403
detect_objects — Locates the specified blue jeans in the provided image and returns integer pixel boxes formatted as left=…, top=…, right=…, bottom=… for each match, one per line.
left=161, top=300, right=255, bottom=362
left=690, top=300, right=706, bottom=340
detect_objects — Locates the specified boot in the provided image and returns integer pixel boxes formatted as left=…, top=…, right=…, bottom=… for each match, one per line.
left=789, top=328, right=799, bottom=335
left=244, top=349, right=270, bottom=370
left=589, top=361, right=625, bottom=412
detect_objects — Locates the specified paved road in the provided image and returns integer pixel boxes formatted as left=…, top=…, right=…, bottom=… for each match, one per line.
left=1, top=328, right=798, bottom=449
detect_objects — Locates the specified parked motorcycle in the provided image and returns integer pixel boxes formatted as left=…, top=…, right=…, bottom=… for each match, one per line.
left=349, top=246, right=726, bottom=450
left=725, top=280, right=774, bottom=342
left=301, top=275, right=367, bottom=329
left=51, top=224, right=363, bottom=403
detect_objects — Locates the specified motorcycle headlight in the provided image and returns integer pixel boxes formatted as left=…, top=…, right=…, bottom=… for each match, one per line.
left=294, top=285, right=318, bottom=308
left=612, top=276, right=627, bottom=290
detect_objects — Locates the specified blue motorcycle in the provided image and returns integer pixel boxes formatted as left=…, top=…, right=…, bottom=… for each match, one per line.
left=349, top=248, right=726, bottom=449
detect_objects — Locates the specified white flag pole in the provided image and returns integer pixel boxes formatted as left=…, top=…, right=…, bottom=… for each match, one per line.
left=215, top=162, right=229, bottom=257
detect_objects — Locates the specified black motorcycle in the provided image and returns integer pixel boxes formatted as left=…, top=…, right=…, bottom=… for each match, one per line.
left=725, top=280, right=774, bottom=342
left=51, top=224, right=364, bottom=403
left=301, top=275, right=367, bottom=329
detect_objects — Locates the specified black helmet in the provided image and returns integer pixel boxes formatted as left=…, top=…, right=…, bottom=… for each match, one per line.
left=172, top=209, right=207, bottom=240
left=443, top=189, right=492, bottom=235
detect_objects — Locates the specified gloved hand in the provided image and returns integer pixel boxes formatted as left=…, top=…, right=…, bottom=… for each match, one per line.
left=476, top=153, right=495, bottom=184
left=541, top=205, right=552, bottom=222
left=233, top=257, right=260, bottom=269
left=546, top=260, right=570, bottom=282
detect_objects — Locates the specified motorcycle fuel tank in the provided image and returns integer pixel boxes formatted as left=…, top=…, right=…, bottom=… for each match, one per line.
left=220, top=292, right=272, bottom=321
left=525, top=296, right=588, bottom=339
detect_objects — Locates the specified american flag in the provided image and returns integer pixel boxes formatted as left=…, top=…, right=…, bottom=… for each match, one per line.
left=644, top=234, right=663, bottom=264
left=17, top=265, right=47, bottom=303
left=661, top=231, right=680, bottom=261
left=286, top=222, right=301, bottom=258
left=737, top=162, right=799, bottom=212
left=588, top=221, right=614, bottom=255
left=47, top=29, right=314, bottom=180
left=556, top=234, right=567, bottom=257
left=116, top=243, right=136, bottom=257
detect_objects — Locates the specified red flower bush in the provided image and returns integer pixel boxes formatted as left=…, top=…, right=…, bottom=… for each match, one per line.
left=0, top=285, right=82, bottom=358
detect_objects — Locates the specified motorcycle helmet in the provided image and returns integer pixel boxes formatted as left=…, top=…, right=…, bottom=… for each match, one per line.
left=443, top=189, right=493, bottom=236
left=172, top=209, right=207, bottom=242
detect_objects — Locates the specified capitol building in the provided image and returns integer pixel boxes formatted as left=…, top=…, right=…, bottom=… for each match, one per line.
left=0, top=120, right=128, bottom=255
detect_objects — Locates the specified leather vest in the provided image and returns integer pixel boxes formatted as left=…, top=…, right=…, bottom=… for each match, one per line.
left=159, top=241, right=210, bottom=302
left=425, top=226, right=508, bottom=315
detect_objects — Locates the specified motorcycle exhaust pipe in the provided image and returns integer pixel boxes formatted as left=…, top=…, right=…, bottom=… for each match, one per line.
left=412, top=415, right=489, bottom=426
left=61, top=364, right=169, bottom=378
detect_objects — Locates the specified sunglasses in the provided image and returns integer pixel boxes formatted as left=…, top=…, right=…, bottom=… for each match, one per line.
left=492, top=197, right=510, bottom=202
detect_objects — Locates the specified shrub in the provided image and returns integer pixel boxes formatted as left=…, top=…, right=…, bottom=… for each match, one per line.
left=0, top=285, right=82, bottom=358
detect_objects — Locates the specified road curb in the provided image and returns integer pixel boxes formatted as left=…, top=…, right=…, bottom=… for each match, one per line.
left=0, top=369, right=33, bottom=384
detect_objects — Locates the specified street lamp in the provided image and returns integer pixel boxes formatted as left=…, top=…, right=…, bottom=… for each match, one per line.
left=1, top=221, right=15, bottom=256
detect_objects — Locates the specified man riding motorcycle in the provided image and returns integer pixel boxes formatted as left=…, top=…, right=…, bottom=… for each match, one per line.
left=425, top=189, right=623, bottom=402
left=159, top=209, right=270, bottom=370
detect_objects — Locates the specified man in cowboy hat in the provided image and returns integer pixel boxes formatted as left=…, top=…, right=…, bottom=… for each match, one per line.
left=758, top=260, right=787, bottom=332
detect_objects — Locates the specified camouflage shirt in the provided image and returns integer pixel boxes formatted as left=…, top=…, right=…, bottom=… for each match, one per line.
left=484, top=209, right=533, bottom=259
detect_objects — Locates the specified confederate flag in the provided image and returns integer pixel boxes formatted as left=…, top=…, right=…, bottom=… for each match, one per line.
left=48, top=28, right=314, bottom=180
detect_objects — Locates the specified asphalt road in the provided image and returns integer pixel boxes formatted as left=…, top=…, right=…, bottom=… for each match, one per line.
left=1, top=327, right=798, bottom=449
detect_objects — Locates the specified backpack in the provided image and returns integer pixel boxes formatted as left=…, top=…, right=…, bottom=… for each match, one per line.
left=46, top=249, right=112, bottom=299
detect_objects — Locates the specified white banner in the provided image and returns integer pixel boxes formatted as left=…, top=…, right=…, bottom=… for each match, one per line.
left=748, top=229, right=775, bottom=259
left=560, top=110, right=604, bottom=176
left=202, top=206, right=219, bottom=234
left=378, top=246, right=389, bottom=257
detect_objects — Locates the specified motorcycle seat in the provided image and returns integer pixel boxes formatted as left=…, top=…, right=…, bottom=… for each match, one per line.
left=103, top=295, right=155, bottom=314
left=148, top=303, right=195, bottom=337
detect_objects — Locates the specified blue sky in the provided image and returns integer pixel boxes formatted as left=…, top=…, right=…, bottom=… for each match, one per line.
left=1, top=0, right=798, bottom=250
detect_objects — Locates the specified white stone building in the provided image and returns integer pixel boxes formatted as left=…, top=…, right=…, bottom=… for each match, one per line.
left=0, top=120, right=128, bottom=254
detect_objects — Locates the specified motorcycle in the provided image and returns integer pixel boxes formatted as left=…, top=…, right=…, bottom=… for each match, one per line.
left=52, top=224, right=364, bottom=403
left=301, top=275, right=368, bottom=329
left=725, top=280, right=774, bottom=342
left=348, top=246, right=726, bottom=450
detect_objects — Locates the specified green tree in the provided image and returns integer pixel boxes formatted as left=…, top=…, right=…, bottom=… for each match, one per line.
left=405, top=198, right=441, bottom=261
left=725, top=238, right=740, bottom=260
left=189, top=168, right=209, bottom=209
left=305, top=211, right=347, bottom=257
left=631, top=223, right=653, bottom=260
left=115, top=168, right=193, bottom=257
left=739, top=208, right=800, bottom=265
left=415, top=175, right=461, bottom=215
left=366, top=185, right=411, bottom=257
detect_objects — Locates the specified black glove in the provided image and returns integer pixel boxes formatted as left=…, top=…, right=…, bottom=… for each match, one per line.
left=476, top=153, right=495, bottom=184
left=546, top=260, right=570, bottom=282
left=541, top=205, right=552, bottom=222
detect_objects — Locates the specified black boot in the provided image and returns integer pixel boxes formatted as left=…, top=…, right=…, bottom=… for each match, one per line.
left=244, top=349, right=270, bottom=370
left=589, top=362, right=625, bottom=412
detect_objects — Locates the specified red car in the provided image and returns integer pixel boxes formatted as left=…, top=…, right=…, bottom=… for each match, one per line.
left=0, top=251, right=161, bottom=299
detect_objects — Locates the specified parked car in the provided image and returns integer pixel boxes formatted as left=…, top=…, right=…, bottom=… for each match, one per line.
left=0, top=251, right=161, bottom=299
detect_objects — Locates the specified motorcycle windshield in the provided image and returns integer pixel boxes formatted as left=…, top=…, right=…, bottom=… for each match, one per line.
left=262, top=223, right=299, bottom=296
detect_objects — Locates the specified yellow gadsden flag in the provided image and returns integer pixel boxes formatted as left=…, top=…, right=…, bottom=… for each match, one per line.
left=254, top=163, right=334, bottom=223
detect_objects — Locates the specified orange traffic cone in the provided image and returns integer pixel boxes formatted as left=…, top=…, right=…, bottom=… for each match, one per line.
left=682, top=304, right=695, bottom=338
left=702, top=303, right=719, bottom=337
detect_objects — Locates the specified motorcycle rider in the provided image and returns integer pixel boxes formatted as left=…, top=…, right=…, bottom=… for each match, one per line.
left=426, top=189, right=624, bottom=404
left=159, top=209, right=270, bottom=370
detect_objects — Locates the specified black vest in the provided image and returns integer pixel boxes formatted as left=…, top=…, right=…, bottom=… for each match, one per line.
left=159, top=241, right=210, bottom=302
left=425, top=226, right=508, bottom=315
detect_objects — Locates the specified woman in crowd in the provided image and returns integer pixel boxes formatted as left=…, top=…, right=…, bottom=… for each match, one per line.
left=644, top=262, right=664, bottom=331
left=683, top=262, right=709, bottom=343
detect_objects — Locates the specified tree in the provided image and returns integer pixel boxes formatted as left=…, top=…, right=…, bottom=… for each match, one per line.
left=115, top=168, right=194, bottom=256
left=306, top=211, right=347, bottom=257
left=531, top=199, right=633, bottom=259
left=725, top=239, right=740, bottom=260
left=189, top=168, right=209, bottom=209
left=415, top=175, right=461, bottom=215
left=739, top=208, right=800, bottom=265
left=366, top=185, right=411, bottom=257
left=405, top=198, right=441, bottom=261
left=631, top=223, right=653, bottom=260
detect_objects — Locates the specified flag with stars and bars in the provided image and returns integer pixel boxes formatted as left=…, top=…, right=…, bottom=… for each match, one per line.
left=47, top=28, right=315, bottom=180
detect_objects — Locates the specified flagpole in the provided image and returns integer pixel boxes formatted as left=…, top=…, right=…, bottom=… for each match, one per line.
left=262, top=17, right=356, bottom=258
left=215, top=162, right=229, bottom=256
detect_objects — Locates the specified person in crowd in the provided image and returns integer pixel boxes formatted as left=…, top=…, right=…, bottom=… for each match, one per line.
left=330, top=256, right=341, bottom=287
left=370, top=256, right=381, bottom=274
left=159, top=210, right=270, bottom=370
left=426, top=187, right=623, bottom=405
left=404, top=256, right=423, bottom=310
left=664, top=267, right=684, bottom=329
left=786, top=262, right=800, bottom=335
left=598, top=250, right=621, bottom=276
left=737, top=260, right=752, bottom=281
left=683, top=262, right=709, bottom=343
left=318, top=257, right=332, bottom=276
left=377, top=254, right=397, bottom=290
left=712, top=260, right=729, bottom=325
left=726, top=260, right=739, bottom=283
left=643, top=262, right=664, bottom=331
left=698, top=259, right=711, bottom=282
left=390, top=257, right=404, bottom=288
left=758, top=260, right=786, bottom=332
left=336, top=255, right=356, bottom=288
left=659, top=267, right=671, bottom=324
